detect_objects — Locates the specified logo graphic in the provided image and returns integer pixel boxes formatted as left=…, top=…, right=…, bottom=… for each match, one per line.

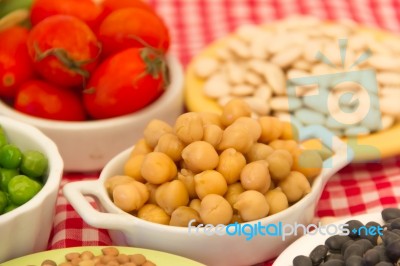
left=287, top=39, right=382, bottom=164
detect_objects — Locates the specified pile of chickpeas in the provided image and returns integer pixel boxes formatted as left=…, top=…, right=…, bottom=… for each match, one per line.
left=40, top=247, right=156, bottom=266
left=105, top=99, right=324, bottom=226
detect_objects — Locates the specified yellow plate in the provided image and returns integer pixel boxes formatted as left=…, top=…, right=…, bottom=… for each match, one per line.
left=1, top=246, right=206, bottom=266
left=184, top=23, right=400, bottom=162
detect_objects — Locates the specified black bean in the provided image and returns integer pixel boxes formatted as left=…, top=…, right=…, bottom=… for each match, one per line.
left=391, top=229, right=400, bottom=236
left=362, top=249, right=381, bottom=266
left=373, top=245, right=391, bottom=262
left=381, top=230, right=400, bottom=246
left=341, top=240, right=355, bottom=256
left=343, top=244, right=363, bottom=261
left=375, top=262, right=393, bottom=266
left=345, top=220, right=364, bottom=238
left=360, top=222, right=382, bottom=245
left=325, top=254, right=344, bottom=262
left=386, top=239, right=400, bottom=262
left=345, top=255, right=363, bottom=266
left=321, top=259, right=344, bottom=266
left=293, top=255, right=313, bottom=266
left=388, top=218, right=400, bottom=230
left=382, top=208, right=400, bottom=222
left=309, top=245, right=329, bottom=265
left=325, top=235, right=351, bottom=253
left=354, top=239, right=374, bottom=253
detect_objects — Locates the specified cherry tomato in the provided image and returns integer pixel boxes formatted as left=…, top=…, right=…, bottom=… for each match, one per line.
left=14, top=80, right=86, bottom=121
left=100, top=0, right=154, bottom=18
left=98, top=8, right=170, bottom=57
left=83, top=47, right=167, bottom=119
left=27, top=15, right=101, bottom=89
left=0, top=26, right=34, bottom=98
left=30, top=0, right=103, bottom=30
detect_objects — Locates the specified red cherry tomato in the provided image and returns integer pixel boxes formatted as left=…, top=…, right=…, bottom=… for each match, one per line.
left=100, top=0, right=154, bottom=18
left=83, top=47, right=167, bottom=119
left=0, top=26, right=34, bottom=98
left=30, top=0, right=103, bottom=30
left=98, top=8, right=170, bottom=57
left=27, top=15, right=101, bottom=89
left=14, top=80, right=86, bottom=121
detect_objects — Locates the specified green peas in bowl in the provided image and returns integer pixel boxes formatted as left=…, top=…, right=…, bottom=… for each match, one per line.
left=0, top=116, right=63, bottom=263
left=0, top=128, right=49, bottom=213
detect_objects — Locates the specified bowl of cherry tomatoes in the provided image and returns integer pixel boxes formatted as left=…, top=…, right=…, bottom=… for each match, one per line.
left=0, top=0, right=184, bottom=172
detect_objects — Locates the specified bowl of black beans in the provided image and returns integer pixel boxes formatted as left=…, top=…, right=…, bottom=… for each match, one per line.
left=274, top=207, right=400, bottom=266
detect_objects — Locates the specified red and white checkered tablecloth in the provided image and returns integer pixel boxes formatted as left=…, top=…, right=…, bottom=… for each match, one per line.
left=48, top=0, right=400, bottom=265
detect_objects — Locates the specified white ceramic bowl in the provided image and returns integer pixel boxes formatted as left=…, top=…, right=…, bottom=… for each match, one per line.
left=0, top=55, right=184, bottom=172
left=63, top=126, right=353, bottom=266
left=0, top=116, right=63, bottom=263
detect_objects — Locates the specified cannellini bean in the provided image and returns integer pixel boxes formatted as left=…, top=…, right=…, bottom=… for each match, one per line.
left=227, top=38, right=250, bottom=59
left=270, top=46, right=303, bottom=68
left=194, top=57, right=220, bottom=79
left=203, top=73, right=231, bottom=99
left=231, top=84, right=254, bottom=96
left=368, top=55, right=400, bottom=71
left=263, top=63, right=286, bottom=95
left=254, top=85, right=272, bottom=101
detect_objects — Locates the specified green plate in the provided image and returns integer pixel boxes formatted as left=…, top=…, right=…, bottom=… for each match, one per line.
left=1, top=246, right=206, bottom=266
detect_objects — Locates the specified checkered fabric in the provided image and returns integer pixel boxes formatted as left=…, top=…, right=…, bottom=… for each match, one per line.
left=48, top=1, right=400, bottom=265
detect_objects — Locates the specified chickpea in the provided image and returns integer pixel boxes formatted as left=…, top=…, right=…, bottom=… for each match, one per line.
left=218, top=123, right=254, bottom=154
left=269, top=139, right=298, bottom=154
left=155, top=180, right=189, bottom=214
left=113, top=181, right=149, bottom=212
left=258, top=116, right=283, bottom=143
left=216, top=148, right=246, bottom=184
left=189, top=198, right=201, bottom=214
left=199, top=194, right=233, bottom=225
left=124, top=154, right=146, bottom=183
left=154, top=133, right=184, bottom=162
left=194, top=170, right=228, bottom=199
left=169, top=206, right=201, bottom=227
left=174, top=112, right=204, bottom=144
left=220, top=98, right=252, bottom=127
left=198, top=111, right=222, bottom=127
left=138, top=204, right=170, bottom=225
left=181, top=141, right=219, bottom=173
left=278, top=171, right=311, bottom=203
left=104, top=175, right=136, bottom=197
left=145, top=182, right=158, bottom=204
left=280, top=121, right=299, bottom=140
left=292, top=149, right=323, bottom=181
left=265, top=188, right=289, bottom=215
left=224, top=182, right=245, bottom=207
left=143, top=119, right=173, bottom=148
left=141, top=152, right=177, bottom=185
left=267, top=149, right=293, bottom=181
left=233, top=117, right=261, bottom=141
left=234, top=190, right=269, bottom=222
left=130, top=138, right=153, bottom=157
left=240, top=160, right=271, bottom=194
left=177, top=169, right=197, bottom=199
left=245, top=143, right=274, bottom=162
left=202, top=124, right=223, bottom=148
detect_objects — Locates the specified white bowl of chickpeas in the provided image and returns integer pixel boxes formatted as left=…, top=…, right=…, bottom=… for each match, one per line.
left=63, top=99, right=353, bottom=266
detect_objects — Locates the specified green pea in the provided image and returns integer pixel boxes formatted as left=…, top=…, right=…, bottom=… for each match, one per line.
left=0, top=126, right=7, bottom=148
left=20, top=150, right=48, bottom=179
left=0, top=168, right=19, bottom=192
left=8, top=175, right=42, bottom=206
left=0, top=144, right=22, bottom=169
left=0, top=190, right=7, bottom=214
left=4, top=204, right=17, bottom=213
